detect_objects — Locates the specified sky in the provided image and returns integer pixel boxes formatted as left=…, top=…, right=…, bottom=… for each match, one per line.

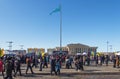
left=0, top=0, right=120, bottom=52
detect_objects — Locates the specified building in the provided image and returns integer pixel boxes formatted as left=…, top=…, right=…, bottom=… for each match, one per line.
left=27, top=48, right=45, bottom=55
left=47, top=43, right=97, bottom=55
left=55, top=47, right=69, bottom=51
left=4, top=50, right=26, bottom=56
left=67, top=43, right=97, bottom=55
left=47, top=48, right=56, bottom=55
left=12, top=50, right=26, bottom=55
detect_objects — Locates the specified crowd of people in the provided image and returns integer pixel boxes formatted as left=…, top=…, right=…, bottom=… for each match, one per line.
left=0, top=53, right=120, bottom=79
left=0, top=53, right=65, bottom=79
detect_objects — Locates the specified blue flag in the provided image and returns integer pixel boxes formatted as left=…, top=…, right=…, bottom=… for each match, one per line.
left=49, top=6, right=61, bottom=15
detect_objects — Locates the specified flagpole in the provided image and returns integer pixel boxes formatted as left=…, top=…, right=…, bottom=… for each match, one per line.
left=60, top=4, right=62, bottom=54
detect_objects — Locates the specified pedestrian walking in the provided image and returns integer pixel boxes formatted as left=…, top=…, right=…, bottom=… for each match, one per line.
left=32, top=57, right=37, bottom=68
left=39, top=55, right=43, bottom=71
left=4, top=57, right=13, bottom=79
left=11, top=57, right=16, bottom=74
left=55, top=59, right=60, bottom=75
left=0, top=57, right=4, bottom=79
left=26, top=57, right=34, bottom=74
left=77, top=56, right=84, bottom=71
left=14, top=59, right=22, bottom=77
left=50, top=56, right=57, bottom=75
left=43, top=55, right=48, bottom=68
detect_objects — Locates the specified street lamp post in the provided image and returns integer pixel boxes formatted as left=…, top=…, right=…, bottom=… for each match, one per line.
left=19, top=45, right=24, bottom=50
left=7, top=41, right=13, bottom=54
left=109, top=45, right=112, bottom=53
left=107, top=41, right=109, bottom=53
left=60, top=4, right=62, bottom=54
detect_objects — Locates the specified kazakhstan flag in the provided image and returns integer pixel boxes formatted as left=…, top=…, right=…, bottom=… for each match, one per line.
left=49, top=5, right=61, bottom=15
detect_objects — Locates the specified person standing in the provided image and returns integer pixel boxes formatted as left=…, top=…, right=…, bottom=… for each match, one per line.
left=80, top=56, right=84, bottom=71
left=65, top=56, right=70, bottom=69
left=83, top=56, right=86, bottom=66
left=105, top=55, right=109, bottom=66
left=95, top=55, right=99, bottom=66
left=116, top=55, right=119, bottom=68
left=113, top=54, right=116, bottom=68
left=87, top=56, right=90, bottom=66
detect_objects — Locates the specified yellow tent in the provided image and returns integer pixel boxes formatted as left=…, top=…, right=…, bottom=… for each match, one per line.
left=0, top=49, right=4, bottom=57
left=96, top=52, right=102, bottom=56
left=42, top=52, right=45, bottom=57
left=91, top=51, right=94, bottom=56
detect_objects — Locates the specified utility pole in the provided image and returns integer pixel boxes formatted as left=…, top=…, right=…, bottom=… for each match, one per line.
left=19, top=45, right=24, bottom=50
left=7, top=41, right=13, bottom=54
left=109, top=45, right=112, bottom=53
left=0, top=43, right=1, bottom=49
left=19, top=45, right=24, bottom=55
left=107, top=41, right=109, bottom=53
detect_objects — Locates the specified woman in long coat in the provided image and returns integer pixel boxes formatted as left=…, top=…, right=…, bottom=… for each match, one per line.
left=116, top=55, right=119, bottom=68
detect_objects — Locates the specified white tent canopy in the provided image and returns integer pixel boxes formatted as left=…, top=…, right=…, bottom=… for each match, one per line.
left=82, top=52, right=87, bottom=55
left=76, top=52, right=87, bottom=55
left=115, top=52, right=120, bottom=55
left=76, top=53, right=82, bottom=55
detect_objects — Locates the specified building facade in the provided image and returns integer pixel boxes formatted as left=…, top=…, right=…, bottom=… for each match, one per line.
left=27, top=48, right=45, bottom=55
left=47, top=43, right=97, bottom=55
left=55, top=47, right=69, bottom=51
left=47, top=48, right=56, bottom=55
left=67, top=43, right=97, bottom=55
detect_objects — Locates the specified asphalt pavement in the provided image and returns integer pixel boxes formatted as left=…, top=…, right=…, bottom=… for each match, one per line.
left=0, top=62, right=120, bottom=79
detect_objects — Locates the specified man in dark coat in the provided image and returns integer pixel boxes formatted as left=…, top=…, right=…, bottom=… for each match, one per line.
left=39, top=55, right=43, bottom=71
left=14, top=59, right=22, bottom=77
left=4, top=57, right=13, bottom=79
left=50, top=56, right=56, bottom=75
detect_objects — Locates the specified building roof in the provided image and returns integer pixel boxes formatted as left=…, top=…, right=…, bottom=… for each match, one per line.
left=67, top=43, right=90, bottom=47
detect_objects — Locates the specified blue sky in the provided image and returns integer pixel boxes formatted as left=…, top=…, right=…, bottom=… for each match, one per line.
left=0, top=0, right=120, bottom=52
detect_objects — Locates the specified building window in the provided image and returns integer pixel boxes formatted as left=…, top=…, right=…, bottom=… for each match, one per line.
left=80, top=48, right=81, bottom=53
